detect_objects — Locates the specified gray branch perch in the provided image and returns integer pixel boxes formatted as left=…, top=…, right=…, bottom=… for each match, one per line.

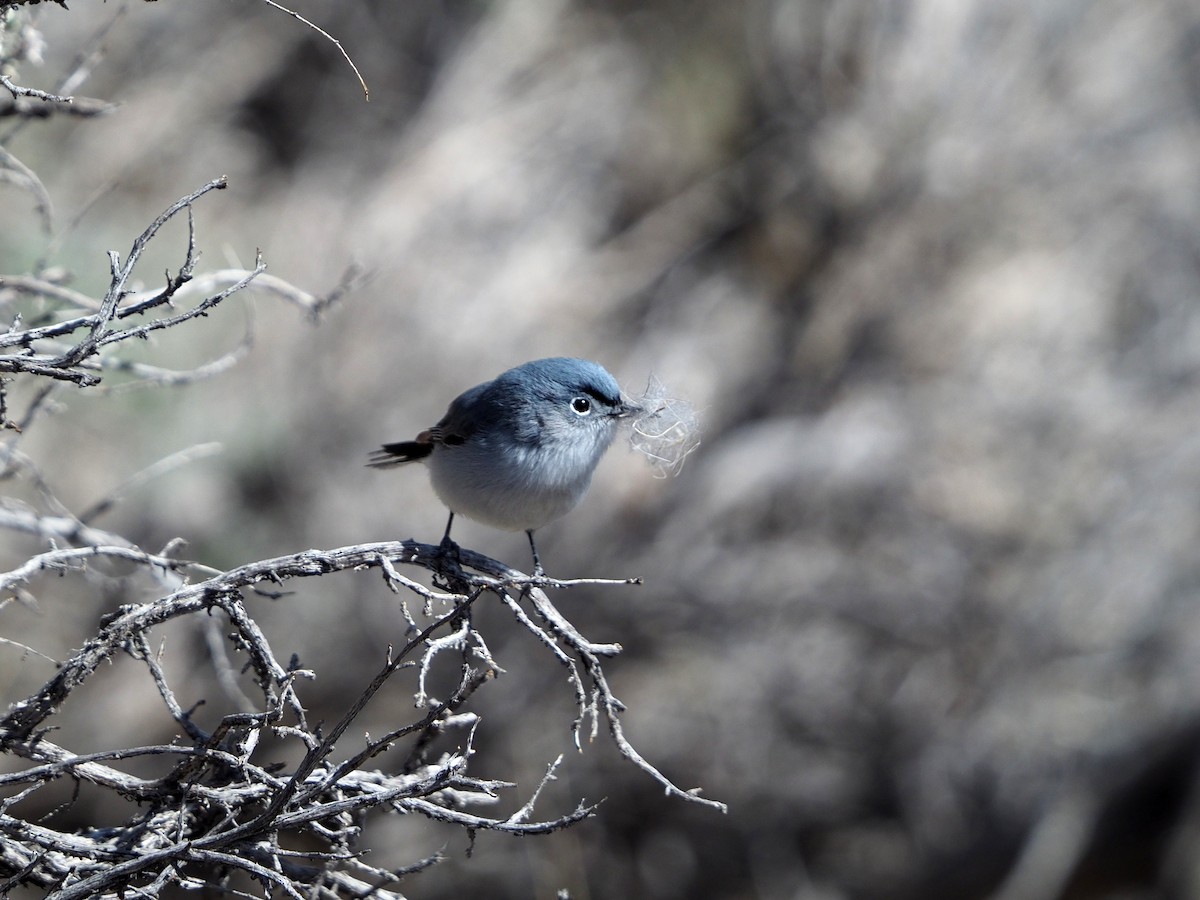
left=0, top=537, right=722, bottom=896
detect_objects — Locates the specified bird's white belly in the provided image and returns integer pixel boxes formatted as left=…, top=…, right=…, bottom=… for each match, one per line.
left=427, top=446, right=593, bottom=532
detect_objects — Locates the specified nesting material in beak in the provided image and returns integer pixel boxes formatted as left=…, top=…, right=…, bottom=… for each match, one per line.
left=627, top=374, right=701, bottom=478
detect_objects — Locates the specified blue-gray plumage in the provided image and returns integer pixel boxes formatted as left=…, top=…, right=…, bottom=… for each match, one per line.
left=369, top=357, right=640, bottom=573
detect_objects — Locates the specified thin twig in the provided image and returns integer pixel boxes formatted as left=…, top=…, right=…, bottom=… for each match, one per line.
left=78, top=442, right=224, bottom=524
left=257, top=0, right=370, bottom=100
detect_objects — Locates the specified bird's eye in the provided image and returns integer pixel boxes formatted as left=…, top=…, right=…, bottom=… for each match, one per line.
left=571, top=396, right=592, bottom=416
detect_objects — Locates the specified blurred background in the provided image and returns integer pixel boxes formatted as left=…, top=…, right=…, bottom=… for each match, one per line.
left=5, top=0, right=1200, bottom=897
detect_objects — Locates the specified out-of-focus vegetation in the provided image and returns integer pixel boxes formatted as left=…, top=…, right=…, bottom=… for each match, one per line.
left=5, top=1, right=1200, bottom=897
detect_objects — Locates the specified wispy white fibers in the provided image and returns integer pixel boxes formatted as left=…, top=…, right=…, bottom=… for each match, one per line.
left=628, top=375, right=701, bottom=478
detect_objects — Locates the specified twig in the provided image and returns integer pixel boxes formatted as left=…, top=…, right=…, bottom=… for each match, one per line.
left=257, top=0, right=370, bottom=100
left=0, top=73, right=73, bottom=105
left=0, top=275, right=104, bottom=311
left=46, top=177, right=228, bottom=369
left=0, top=635, right=56, bottom=664
left=0, top=142, right=52, bottom=233
left=0, top=64, right=114, bottom=123
left=0, top=544, right=189, bottom=595
left=507, top=755, right=566, bottom=825
left=78, top=442, right=224, bottom=524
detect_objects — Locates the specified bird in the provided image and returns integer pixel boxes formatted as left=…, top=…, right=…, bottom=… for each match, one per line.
left=368, top=357, right=641, bottom=574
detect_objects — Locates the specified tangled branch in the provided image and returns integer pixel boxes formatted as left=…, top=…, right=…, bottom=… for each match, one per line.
left=0, top=178, right=349, bottom=421
left=1, top=178, right=233, bottom=387
left=0, top=527, right=720, bottom=896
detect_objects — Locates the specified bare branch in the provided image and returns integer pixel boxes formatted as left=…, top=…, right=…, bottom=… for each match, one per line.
left=0, top=71, right=114, bottom=117
left=0, top=179, right=327, bottom=390
left=256, top=0, right=370, bottom=101
left=0, top=544, right=189, bottom=596
left=0, top=534, right=720, bottom=893
left=0, top=274, right=105, bottom=311
left=46, top=177, right=229, bottom=369
left=77, top=442, right=224, bottom=524
left=0, top=141, right=52, bottom=233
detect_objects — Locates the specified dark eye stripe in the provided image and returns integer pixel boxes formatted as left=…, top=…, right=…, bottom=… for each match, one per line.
left=582, top=387, right=617, bottom=405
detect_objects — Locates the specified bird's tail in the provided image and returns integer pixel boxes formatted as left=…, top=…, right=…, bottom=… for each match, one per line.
left=366, top=441, right=433, bottom=468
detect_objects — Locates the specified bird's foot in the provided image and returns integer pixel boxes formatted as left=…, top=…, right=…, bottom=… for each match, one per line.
left=431, top=537, right=465, bottom=591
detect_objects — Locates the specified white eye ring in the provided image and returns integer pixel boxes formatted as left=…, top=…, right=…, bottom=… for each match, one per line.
left=571, top=396, right=592, bottom=416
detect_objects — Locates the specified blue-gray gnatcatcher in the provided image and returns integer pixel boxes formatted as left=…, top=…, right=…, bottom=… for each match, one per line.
left=369, top=357, right=641, bottom=573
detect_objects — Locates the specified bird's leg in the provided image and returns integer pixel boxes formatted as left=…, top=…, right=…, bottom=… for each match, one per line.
left=526, top=529, right=544, bottom=577
left=436, top=512, right=462, bottom=565
left=424, top=511, right=477, bottom=596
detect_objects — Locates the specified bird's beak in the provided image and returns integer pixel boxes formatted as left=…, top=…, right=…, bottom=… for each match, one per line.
left=615, top=396, right=643, bottom=419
